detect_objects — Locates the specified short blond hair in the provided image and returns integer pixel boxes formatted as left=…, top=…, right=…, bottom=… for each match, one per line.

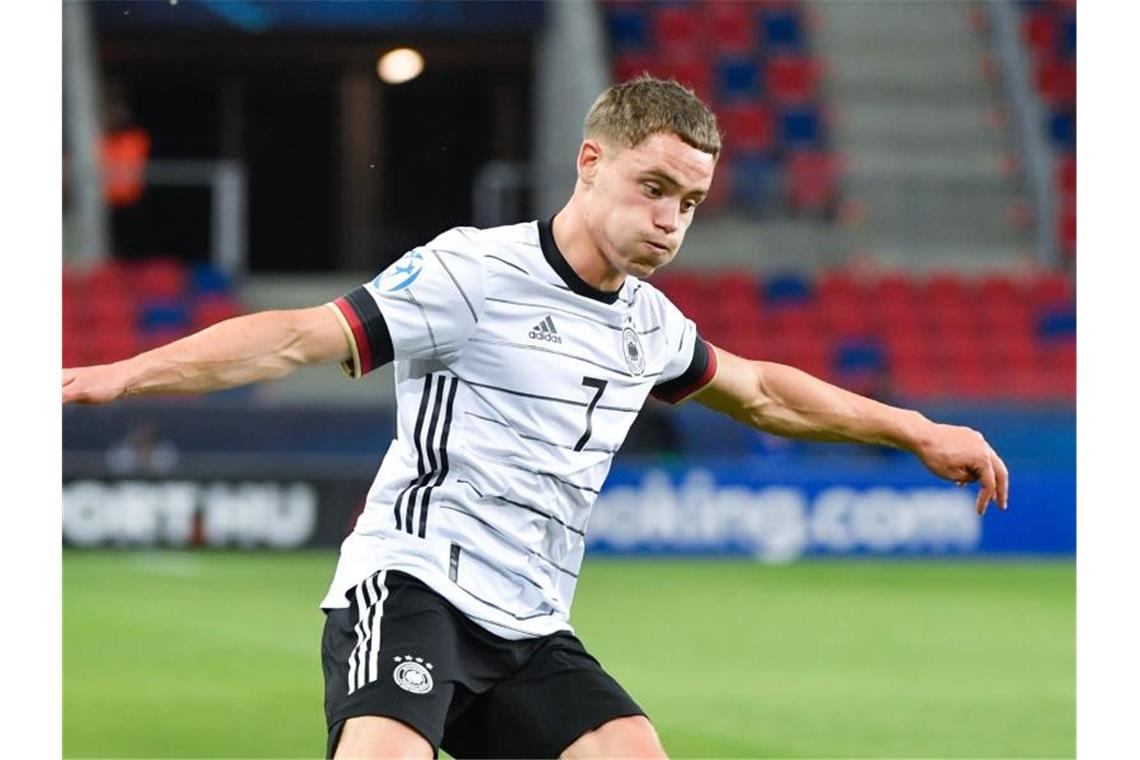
left=584, top=76, right=721, bottom=159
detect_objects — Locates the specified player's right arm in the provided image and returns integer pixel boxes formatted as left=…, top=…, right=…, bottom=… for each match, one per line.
left=62, top=306, right=350, bottom=405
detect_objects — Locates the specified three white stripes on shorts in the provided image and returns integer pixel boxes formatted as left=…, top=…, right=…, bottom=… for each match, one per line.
left=346, top=570, right=389, bottom=695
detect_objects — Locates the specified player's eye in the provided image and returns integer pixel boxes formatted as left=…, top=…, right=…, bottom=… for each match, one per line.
left=681, top=199, right=698, bottom=213
left=642, top=183, right=663, bottom=198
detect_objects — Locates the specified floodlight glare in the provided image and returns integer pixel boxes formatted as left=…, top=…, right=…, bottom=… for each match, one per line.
left=377, top=48, right=424, bottom=85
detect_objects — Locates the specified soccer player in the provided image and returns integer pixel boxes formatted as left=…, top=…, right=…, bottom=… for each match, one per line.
left=62, top=77, right=1010, bottom=759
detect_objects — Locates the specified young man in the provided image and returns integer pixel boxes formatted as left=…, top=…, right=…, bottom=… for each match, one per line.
left=63, top=77, right=1009, bottom=759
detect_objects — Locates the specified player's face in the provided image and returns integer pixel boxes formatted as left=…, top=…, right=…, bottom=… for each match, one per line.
left=582, top=132, right=716, bottom=279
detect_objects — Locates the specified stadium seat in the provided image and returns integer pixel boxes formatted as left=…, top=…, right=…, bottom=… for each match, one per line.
left=708, top=2, right=756, bottom=54
left=978, top=274, right=1024, bottom=302
left=779, top=106, right=824, bottom=149
left=608, top=7, right=650, bottom=51
left=192, top=295, right=243, bottom=330
left=716, top=56, right=763, bottom=101
left=730, top=152, right=784, bottom=212
left=89, top=293, right=137, bottom=330
left=1028, top=273, right=1073, bottom=306
left=656, top=56, right=713, bottom=104
left=1037, top=307, right=1076, bottom=340
left=90, top=328, right=144, bottom=365
left=785, top=150, right=837, bottom=215
left=707, top=270, right=762, bottom=306
left=1058, top=203, right=1076, bottom=254
left=190, top=262, right=232, bottom=295
left=87, top=259, right=133, bottom=297
left=1035, top=60, right=1076, bottom=106
left=140, top=300, right=190, bottom=332
left=1047, top=109, right=1075, bottom=150
left=653, top=5, right=702, bottom=53
left=766, top=54, right=820, bottom=104
left=1061, top=12, right=1076, bottom=57
left=765, top=273, right=812, bottom=305
left=613, top=51, right=655, bottom=83
left=1020, top=9, right=1059, bottom=58
left=135, top=257, right=187, bottom=300
left=720, top=103, right=776, bottom=155
left=1056, top=156, right=1076, bottom=199
left=760, top=9, right=804, bottom=51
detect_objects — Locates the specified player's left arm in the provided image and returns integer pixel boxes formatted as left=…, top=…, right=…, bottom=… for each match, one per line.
left=690, top=344, right=1010, bottom=515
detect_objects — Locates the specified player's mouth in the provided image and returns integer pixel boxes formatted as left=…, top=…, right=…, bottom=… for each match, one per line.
left=643, top=240, right=672, bottom=255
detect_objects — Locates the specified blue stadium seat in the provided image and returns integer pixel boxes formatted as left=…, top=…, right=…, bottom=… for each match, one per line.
left=780, top=107, right=823, bottom=148
left=716, top=57, right=762, bottom=101
left=835, top=339, right=887, bottom=374
left=607, top=8, right=649, bottom=51
left=761, top=10, right=803, bottom=51
left=139, top=300, right=190, bottom=331
left=1037, top=307, right=1076, bottom=340
left=1048, top=109, right=1075, bottom=151
left=765, top=273, right=812, bottom=305
left=1061, top=14, right=1076, bottom=56
left=730, top=153, right=783, bottom=212
left=191, top=262, right=231, bottom=294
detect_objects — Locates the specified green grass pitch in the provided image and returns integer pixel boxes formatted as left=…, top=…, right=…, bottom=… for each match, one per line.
left=64, top=551, right=1074, bottom=758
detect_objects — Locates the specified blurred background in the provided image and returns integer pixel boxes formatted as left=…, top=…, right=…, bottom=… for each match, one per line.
left=61, top=1, right=1075, bottom=757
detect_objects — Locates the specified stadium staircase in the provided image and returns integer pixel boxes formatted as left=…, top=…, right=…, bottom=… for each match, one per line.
left=812, top=0, right=1030, bottom=270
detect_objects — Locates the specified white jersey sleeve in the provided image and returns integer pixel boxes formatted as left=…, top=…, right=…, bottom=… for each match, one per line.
left=648, top=293, right=718, bottom=404
left=327, top=229, right=487, bottom=377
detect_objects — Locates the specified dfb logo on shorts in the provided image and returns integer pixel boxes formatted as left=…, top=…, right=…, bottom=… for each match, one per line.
left=392, top=655, right=434, bottom=694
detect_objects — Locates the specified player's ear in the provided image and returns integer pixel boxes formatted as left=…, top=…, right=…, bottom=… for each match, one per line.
left=577, top=139, right=604, bottom=185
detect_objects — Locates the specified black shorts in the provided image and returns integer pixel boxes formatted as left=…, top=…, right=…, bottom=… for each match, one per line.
left=321, top=570, right=646, bottom=759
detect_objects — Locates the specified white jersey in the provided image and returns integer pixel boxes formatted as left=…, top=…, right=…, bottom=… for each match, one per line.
left=320, top=218, right=717, bottom=639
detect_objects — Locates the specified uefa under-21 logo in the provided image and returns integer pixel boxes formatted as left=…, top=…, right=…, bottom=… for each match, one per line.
left=374, top=249, right=425, bottom=292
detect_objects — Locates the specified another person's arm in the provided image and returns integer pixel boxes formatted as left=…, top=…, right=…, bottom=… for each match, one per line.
left=62, top=306, right=349, bottom=404
left=691, top=345, right=1010, bottom=515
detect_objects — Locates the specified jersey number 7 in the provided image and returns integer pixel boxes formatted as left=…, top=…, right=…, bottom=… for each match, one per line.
left=573, top=377, right=609, bottom=451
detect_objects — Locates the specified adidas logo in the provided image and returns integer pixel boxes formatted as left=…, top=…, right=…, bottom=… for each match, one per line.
left=528, top=316, right=562, bottom=344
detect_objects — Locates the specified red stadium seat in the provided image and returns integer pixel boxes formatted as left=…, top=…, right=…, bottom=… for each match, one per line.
left=1058, top=203, right=1076, bottom=254
left=90, top=328, right=144, bottom=365
left=766, top=54, right=821, bottom=104
left=135, top=257, right=188, bottom=300
left=1028, top=272, right=1073, bottom=306
left=708, top=270, right=762, bottom=307
left=1056, top=156, right=1076, bottom=199
left=719, top=103, right=776, bottom=155
left=613, top=52, right=655, bottom=83
left=978, top=274, right=1024, bottom=303
left=816, top=270, right=863, bottom=303
left=653, top=6, right=702, bottom=54
left=785, top=150, right=837, bottom=214
left=709, top=2, right=756, bottom=54
left=192, top=295, right=244, bottom=330
left=1021, top=9, right=1059, bottom=58
left=655, top=56, right=713, bottom=103
left=1034, top=59, right=1076, bottom=106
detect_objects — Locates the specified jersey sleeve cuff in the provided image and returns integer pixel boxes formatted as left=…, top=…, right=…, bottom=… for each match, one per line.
left=650, top=339, right=718, bottom=405
left=328, top=288, right=395, bottom=379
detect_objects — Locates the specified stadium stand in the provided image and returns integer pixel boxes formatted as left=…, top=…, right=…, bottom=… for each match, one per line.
left=63, top=257, right=245, bottom=368
left=652, top=268, right=1075, bottom=402
left=1019, top=0, right=1076, bottom=263
left=603, top=0, right=838, bottom=218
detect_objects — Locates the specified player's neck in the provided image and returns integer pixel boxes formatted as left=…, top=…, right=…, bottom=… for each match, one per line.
left=551, top=205, right=626, bottom=294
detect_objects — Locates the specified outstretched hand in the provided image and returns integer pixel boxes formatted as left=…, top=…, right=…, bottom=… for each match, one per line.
left=62, top=364, right=131, bottom=405
left=913, top=423, right=1010, bottom=515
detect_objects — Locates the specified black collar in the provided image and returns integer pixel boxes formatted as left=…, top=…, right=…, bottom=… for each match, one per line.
left=537, top=216, right=622, bottom=305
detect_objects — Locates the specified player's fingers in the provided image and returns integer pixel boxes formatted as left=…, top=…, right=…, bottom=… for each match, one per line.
left=991, top=448, right=1010, bottom=509
left=975, top=458, right=997, bottom=516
